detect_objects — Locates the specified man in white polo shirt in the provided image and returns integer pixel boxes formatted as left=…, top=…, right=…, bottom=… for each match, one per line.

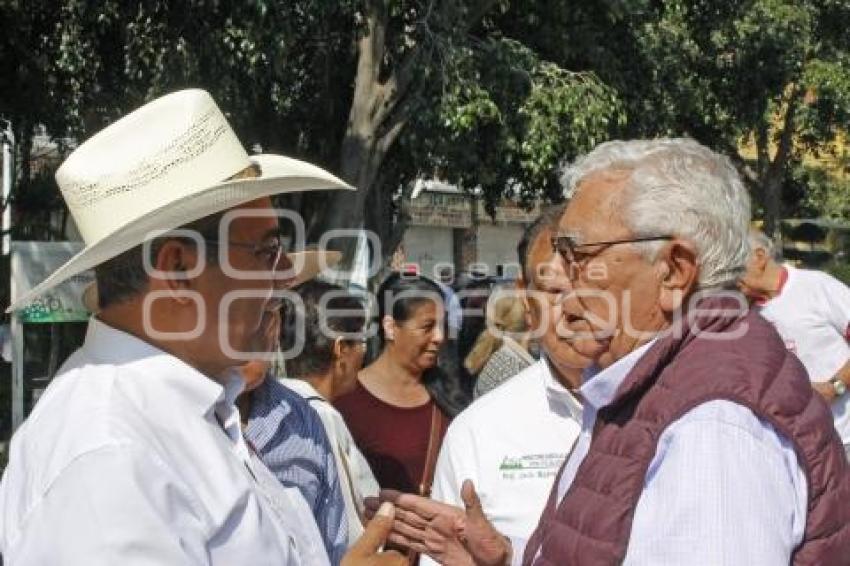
left=740, top=229, right=850, bottom=458
left=422, top=206, right=593, bottom=558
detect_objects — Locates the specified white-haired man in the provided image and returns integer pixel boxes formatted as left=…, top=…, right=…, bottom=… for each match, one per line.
left=0, top=90, right=403, bottom=566
left=740, top=229, right=850, bottom=459
left=368, top=139, right=850, bottom=566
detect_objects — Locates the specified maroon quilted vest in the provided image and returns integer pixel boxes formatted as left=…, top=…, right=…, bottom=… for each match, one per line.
left=523, top=295, right=850, bottom=565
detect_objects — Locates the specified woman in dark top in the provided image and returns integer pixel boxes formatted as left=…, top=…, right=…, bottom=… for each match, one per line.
left=335, top=273, right=450, bottom=495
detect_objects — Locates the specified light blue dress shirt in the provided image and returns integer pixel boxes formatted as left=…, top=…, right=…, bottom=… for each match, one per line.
left=245, top=377, right=348, bottom=565
left=548, top=340, right=809, bottom=565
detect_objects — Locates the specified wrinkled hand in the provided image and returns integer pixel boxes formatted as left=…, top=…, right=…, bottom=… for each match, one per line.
left=364, top=480, right=511, bottom=566
left=342, top=502, right=407, bottom=566
left=813, top=381, right=837, bottom=403
left=455, top=481, right=513, bottom=566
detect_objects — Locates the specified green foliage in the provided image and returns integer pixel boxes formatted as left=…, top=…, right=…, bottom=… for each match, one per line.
left=5, top=0, right=850, bottom=248
left=397, top=33, right=623, bottom=216
left=794, top=165, right=850, bottom=220
left=604, top=0, right=850, bottom=229
left=2, top=0, right=627, bottom=244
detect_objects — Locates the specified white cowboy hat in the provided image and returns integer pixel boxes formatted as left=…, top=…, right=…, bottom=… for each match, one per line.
left=81, top=249, right=343, bottom=313
left=8, top=89, right=352, bottom=312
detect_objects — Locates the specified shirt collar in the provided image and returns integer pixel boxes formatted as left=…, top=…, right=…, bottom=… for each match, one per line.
left=221, top=368, right=247, bottom=407
left=282, top=377, right=325, bottom=401
left=541, top=357, right=583, bottom=422
left=579, top=339, right=656, bottom=410
left=84, top=317, right=228, bottom=417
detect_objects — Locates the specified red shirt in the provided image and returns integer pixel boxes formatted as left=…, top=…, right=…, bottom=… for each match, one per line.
left=334, top=380, right=449, bottom=493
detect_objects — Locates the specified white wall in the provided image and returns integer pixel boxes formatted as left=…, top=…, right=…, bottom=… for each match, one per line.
left=476, top=224, right=524, bottom=279
left=403, top=226, right=454, bottom=279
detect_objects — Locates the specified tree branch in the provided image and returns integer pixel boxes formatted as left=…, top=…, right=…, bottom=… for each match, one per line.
left=373, top=44, right=422, bottom=129
left=351, top=0, right=389, bottom=134
left=755, top=122, right=769, bottom=178
left=769, top=84, right=804, bottom=177
left=376, top=111, right=410, bottom=157
left=373, top=0, right=499, bottom=131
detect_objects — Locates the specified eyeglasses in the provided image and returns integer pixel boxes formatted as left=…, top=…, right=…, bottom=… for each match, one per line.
left=551, top=234, right=673, bottom=273
left=203, top=234, right=290, bottom=270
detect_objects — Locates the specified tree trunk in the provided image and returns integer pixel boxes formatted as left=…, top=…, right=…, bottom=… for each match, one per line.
left=316, top=135, right=384, bottom=275
left=309, top=0, right=500, bottom=279
left=309, top=0, right=410, bottom=277
left=762, top=171, right=783, bottom=239
left=760, top=85, right=802, bottom=249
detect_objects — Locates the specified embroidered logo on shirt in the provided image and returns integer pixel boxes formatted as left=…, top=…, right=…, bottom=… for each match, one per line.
left=499, top=453, right=565, bottom=480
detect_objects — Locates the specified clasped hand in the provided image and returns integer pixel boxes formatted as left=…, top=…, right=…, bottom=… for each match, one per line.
left=363, top=480, right=512, bottom=566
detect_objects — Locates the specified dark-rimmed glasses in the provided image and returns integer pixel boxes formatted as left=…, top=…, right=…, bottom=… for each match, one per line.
left=551, top=234, right=673, bottom=268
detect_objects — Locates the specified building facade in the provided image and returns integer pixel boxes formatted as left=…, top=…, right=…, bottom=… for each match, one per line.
left=400, top=180, right=541, bottom=281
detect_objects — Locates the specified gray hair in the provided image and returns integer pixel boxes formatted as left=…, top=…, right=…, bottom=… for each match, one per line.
left=95, top=212, right=224, bottom=309
left=748, top=228, right=776, bottom=259
left=559, top=138, right=751, bottom=289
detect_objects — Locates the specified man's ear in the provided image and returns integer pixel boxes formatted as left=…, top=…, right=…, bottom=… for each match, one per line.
left=657, top=239, right=699, bottom=313
left=150, top=240, right=200, bottom=304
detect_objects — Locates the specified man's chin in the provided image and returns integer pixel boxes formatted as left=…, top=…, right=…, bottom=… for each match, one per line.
left=568, top=334, right=613, bottom=361
left=595, top=335, right=649, bottom=368
left=546, top=341, right=599, bottom=371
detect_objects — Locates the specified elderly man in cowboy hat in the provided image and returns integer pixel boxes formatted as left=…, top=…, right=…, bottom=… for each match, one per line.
left=0, top=90, right=403, bottom=566
left=366, top=139, right=850, bottom=565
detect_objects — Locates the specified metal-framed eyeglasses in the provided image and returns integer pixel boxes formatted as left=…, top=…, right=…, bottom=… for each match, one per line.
left=551, top=234, right=673, bottom=272
left=203, top=234, right=291, bottom=270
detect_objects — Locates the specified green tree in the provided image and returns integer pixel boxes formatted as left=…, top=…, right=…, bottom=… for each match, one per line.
left=5, top=0, right=624, bottom=273
left=794, top=164, right=850, bottom=220
left=623, top=0, right=850, bottom=236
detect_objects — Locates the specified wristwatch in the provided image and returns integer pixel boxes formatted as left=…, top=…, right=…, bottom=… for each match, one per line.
left=830, top=376, right=847, bottom=397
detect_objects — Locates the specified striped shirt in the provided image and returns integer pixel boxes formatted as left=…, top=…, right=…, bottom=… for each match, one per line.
left=245, top=377, right=348, bottom=564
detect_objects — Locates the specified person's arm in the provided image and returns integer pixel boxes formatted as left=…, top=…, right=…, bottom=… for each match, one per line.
left=624, top=402, right=805, bottom=565
left=813, top=359, right=850, bottom=403
left=4, top=445, right=209, bottom=565
left=814, top=274, right=850, bottom=401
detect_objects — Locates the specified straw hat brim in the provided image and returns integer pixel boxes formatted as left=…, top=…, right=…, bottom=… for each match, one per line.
left=9, top=154, right=351, bottom=313
left=82, top=249, right=342, bottom=313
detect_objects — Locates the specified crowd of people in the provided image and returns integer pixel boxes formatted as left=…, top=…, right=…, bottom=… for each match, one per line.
left=1, top=88, right=850, bottom=566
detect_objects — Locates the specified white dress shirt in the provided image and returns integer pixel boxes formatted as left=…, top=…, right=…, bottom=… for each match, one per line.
left=0, top=318, right=329, bottom=565
left=542, top=340, right=808, bottom=565
left=283, top=378, right=380, bottom=546
left=423, top=359, right=581, bottom=566
left=758, top=266, right=850, bottom=444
